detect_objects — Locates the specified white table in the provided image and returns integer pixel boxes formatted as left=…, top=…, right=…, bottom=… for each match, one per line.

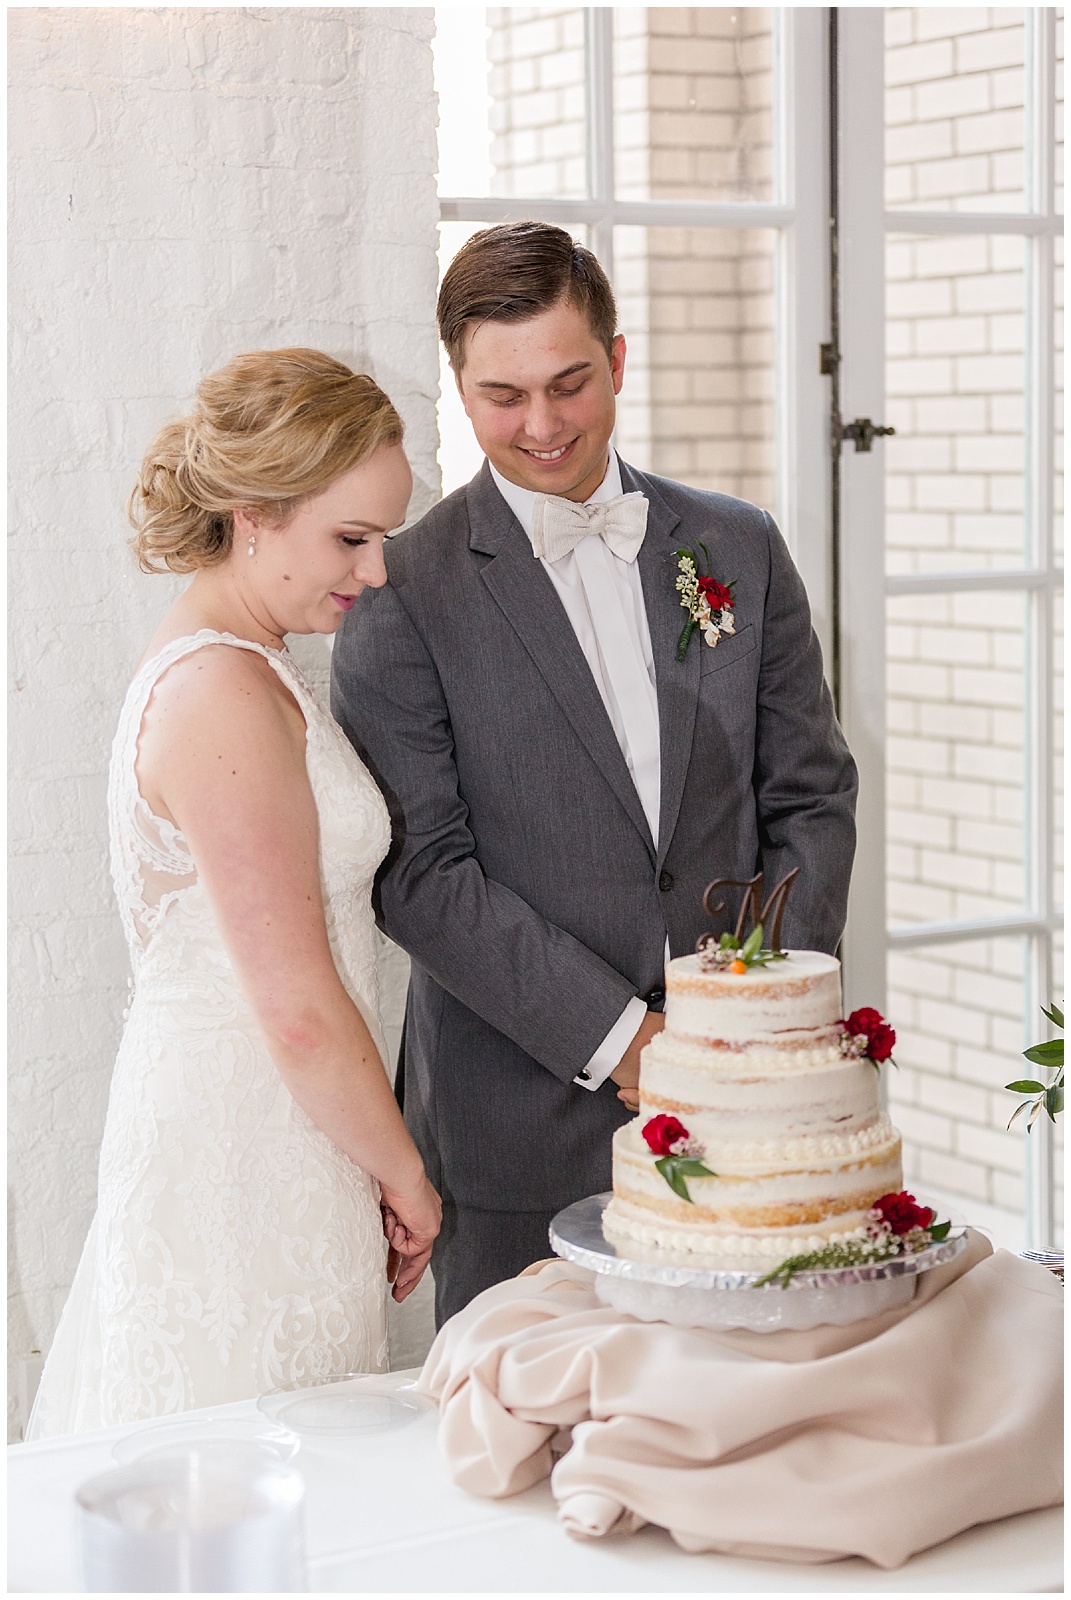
left=8, top=1372, right=1061, bottom=1593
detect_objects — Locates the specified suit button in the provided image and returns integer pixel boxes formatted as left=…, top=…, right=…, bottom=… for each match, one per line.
left=658, top=869, right=674, bottom=891
left=644, top=986, right=666, bottom=1010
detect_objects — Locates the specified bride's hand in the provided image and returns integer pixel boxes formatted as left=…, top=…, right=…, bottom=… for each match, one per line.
left=379, top=1173, right=442, bottom=1302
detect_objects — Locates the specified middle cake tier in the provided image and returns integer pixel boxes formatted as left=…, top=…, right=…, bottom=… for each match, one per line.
left=611, top=1028, right=902, bottom=1243
left=636, top=1026, right=891, bottom=1155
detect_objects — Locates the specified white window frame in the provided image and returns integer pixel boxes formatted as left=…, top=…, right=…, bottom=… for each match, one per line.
left=838, top=8, right=1063, bottom=1245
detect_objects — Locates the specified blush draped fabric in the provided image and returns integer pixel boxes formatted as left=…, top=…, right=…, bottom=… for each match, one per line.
left=417, top=1236, right=1063, bottom=1569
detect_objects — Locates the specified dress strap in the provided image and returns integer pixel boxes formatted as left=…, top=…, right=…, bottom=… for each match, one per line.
left=108, top=630, right=315, bottom=968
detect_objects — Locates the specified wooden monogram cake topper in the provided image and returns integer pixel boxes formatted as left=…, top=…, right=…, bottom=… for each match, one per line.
left=697, top=867, right=801, bottom=956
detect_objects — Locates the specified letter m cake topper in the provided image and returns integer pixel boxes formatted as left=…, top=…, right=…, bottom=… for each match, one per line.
left=697, top=868, right=800, bottom=956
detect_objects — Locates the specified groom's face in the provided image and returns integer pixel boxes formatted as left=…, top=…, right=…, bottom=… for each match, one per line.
left=454, top=298, right=625, bottom=503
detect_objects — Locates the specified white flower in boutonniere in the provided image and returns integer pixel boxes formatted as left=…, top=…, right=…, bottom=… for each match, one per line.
left=674, top=545, right=736, bottom=661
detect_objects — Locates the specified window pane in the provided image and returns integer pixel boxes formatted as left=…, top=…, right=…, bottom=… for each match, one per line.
left=1056, top=232, right=1064, bottom=562
left=434, top=9, right=493, bottom=197
left=886, top=589, right=1027, bottom=926
left=613, top=225, right=776, bottom=504
left=886, top=234, right=1025, bottom=573
left=613, top=7, right=774, bottom=204
left=436, top=221, right=488, bottom=496
left=886, top=935, right=1029, bottom=1232
left=1056, top=8, right=1064, bottom=217
left=434, top=7, right=588, bottom=199
left=885, top=8, right=1026, bottom=214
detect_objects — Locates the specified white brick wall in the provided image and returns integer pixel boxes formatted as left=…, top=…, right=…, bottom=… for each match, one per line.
left=488, top=7, right=587, bottom=198
left=613, top=9, right=776, bottom=504
left=886, top=7, right=1026, bottom=211
left=8, top=6, right=440, bottom=1441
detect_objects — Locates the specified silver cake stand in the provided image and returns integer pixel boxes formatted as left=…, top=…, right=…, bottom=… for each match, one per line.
left=549, top=1194, right=969, bottom=1333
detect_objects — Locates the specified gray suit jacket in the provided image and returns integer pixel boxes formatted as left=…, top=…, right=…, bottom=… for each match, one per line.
left=331, top=460, right=857, bottom=1212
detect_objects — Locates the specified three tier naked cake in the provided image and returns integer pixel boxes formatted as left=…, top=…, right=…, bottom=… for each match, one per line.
left=603, top=874, right=905, bottom=1270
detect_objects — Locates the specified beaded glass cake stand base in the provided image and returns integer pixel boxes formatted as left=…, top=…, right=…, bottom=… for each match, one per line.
left=549, top=1194, right=968, bottom=1333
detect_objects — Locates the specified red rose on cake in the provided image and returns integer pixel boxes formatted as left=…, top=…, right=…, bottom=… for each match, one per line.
left=842, top=1006, right=896, bottom=1064
left=873, top=1190, right=935, bottom=1235
left=641, top=1114, right=689, bottom=1156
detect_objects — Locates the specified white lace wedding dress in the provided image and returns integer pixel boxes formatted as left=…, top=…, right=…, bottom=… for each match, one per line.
left=27, top=631, right=393, bottom=1439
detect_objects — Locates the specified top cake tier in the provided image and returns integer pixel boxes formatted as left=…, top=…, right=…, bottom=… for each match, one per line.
left=665, top=950, right=842, bottom=1043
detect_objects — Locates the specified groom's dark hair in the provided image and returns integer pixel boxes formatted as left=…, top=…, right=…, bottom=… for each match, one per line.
left=438, top=221, right=617, bottom=373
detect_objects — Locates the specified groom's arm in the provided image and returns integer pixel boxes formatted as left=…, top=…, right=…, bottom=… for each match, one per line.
left=331, top=578, right=642, bottom=1087
left=752, top=511, right=858, bottom=952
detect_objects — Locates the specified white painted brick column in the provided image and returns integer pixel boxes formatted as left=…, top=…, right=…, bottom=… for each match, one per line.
left=8, top=6, right=439, bottom=1441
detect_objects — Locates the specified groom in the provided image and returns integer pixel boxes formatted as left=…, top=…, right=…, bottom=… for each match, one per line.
left=332, top=221, right=857, bottom=1326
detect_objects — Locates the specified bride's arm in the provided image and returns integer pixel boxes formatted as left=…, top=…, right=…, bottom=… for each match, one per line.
left=137, top=644, right=440, bottom=1298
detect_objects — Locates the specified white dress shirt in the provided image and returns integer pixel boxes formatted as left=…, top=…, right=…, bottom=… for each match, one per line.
left=489, top=454, right=656, bottom=1089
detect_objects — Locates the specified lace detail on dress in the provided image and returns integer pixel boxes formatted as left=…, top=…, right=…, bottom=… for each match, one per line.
left=29, top=630, right=394, bottom=1438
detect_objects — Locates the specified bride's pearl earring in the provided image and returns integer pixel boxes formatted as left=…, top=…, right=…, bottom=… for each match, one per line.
left=247, top=532, right=256, bottom=558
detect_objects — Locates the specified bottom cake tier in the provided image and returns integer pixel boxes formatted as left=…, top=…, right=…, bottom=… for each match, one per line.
left=604, top=1117, right=904, bottom=1265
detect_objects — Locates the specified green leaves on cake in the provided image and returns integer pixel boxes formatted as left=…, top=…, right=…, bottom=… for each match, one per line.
left=642, top=1115, right=716, bottom=1202
left=754, top=1191, right=953, bottom=1288
left=697, top=923, right=788, bottom=975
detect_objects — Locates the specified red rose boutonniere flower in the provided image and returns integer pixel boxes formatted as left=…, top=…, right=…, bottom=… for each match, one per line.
left=641, top=1115, right=717, bottom=1202
left=674, top=544, right=736, bottom=661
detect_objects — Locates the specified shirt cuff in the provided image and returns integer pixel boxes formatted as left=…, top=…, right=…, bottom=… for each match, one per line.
left=573, top=996, right=649, bottom=1091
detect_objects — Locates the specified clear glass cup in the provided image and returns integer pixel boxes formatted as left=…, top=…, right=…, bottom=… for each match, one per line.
left=76, top=1448, right=306, bottom=1592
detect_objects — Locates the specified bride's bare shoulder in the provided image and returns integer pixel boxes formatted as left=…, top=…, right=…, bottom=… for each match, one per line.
left=140, top=641, right=305, bottom=750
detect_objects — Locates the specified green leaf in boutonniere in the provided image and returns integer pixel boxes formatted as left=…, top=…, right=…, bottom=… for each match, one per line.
left=654, top=1154, right=718, bottom=1203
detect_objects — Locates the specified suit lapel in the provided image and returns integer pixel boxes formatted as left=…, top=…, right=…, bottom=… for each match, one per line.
left=622, top=463, right=695, bottom=869
left=468, top=465, right=656, bottom=857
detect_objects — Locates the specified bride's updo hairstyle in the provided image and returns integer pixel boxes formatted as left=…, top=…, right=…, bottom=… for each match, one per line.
left=129, top=348, right=404, bottom=574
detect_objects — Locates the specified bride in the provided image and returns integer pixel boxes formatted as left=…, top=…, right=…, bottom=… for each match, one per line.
left=28, top=349, right=442, bottom=1438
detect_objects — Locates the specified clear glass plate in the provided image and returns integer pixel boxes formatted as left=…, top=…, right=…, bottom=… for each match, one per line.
left=256, top=1373, right=431, bottom=1437
left=112, top=1415, right=300, bottom=1466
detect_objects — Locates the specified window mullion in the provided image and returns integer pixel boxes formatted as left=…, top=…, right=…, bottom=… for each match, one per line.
left=1022, top=4, right=1057, bottom=1250
left=584, top=7, right=615, bottom=276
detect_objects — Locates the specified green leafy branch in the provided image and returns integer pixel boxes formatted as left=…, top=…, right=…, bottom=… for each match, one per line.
left=755, top=1235, right=902, bottom=1287
left=702, top=923, right=788, bottom=971
left=654, top=1155, right=717, bottom=1203
left=754, top=1220, right=951, bottom=1288
left=1006, top=1003, right=1064, bottom=1130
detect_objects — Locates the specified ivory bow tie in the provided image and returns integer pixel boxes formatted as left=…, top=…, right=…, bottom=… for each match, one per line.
left=530, top=491, right=649, bottom=565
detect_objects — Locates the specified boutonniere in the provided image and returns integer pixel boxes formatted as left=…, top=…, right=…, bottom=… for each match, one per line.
left=674, top=545, right=736, bottom=661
